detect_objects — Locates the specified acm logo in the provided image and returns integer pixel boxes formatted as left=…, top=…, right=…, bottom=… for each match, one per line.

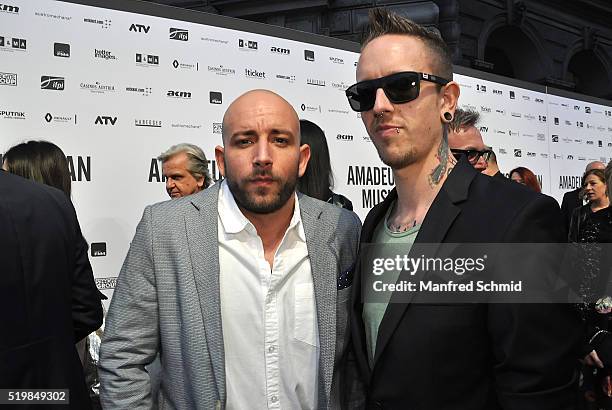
left=167, top=90, right=191, bottom=98
left=95, top=115, right=117, bottom=125
left=337, top=134, right=353, bottom=141
left=0, top=4, right=18, bottom=13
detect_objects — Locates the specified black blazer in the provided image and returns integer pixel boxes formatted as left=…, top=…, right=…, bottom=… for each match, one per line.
left=350, top=159, right=581, bottom=410
left=0, top=171, right=103, bottom=409
left=561, top=188, right=582, bottom=236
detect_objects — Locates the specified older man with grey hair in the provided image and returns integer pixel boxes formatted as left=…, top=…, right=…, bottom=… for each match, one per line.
left=158, top=143, right=212, bottom=198
left=448, top=107, right=491, bottom=172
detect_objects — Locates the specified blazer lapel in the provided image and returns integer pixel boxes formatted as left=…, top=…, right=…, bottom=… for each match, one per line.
left=300, top=195, right=336, bottom=407
left=373, top=158, right=474, bottom=365
left=184, top=184, right=226, bottom=403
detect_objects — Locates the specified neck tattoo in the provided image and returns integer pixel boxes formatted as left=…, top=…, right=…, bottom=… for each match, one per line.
left=428, top=127, right=451, bottom=188
left=389, top=219, right=418, bottom=233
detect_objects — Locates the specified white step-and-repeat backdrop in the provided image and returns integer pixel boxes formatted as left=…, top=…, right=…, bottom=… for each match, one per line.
left=1, top=0, right=611, bottom=300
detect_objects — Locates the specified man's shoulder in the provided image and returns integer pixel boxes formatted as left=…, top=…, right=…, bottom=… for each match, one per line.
left=472, top=172, right=554, bottom=209
left=299, top=194, right=361, bottom=230
left=0, top=171, right=71, bottom=211
left=147, top=184, right=219, bottom=216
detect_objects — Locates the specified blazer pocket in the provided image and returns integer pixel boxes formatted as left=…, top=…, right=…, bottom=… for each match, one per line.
left=294, top=283, right=319, bottom=347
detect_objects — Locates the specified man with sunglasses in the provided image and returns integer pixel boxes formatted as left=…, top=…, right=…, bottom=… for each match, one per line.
left=448, top=107, right=491, bottom=173
left=346, top=8, right=580, bottom=410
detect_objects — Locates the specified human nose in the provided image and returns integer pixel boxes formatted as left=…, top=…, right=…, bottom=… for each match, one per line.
left=371, top=88, right=393, bottom=115
left=253, top=140, right=272, bottom=169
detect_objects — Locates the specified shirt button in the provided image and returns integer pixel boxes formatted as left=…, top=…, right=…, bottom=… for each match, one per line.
left=268, top=346, right=275, bottom=353
left=271, top=396, right=278, bottom=403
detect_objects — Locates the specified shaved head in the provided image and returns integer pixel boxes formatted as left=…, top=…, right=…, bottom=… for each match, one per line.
left=222, top=89, right=300, bottom=145
left=586, top=161, right=605, bottom=172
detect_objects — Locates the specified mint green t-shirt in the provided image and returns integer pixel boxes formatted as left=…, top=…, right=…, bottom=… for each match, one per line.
left=362, top=201, right=420, bottom=367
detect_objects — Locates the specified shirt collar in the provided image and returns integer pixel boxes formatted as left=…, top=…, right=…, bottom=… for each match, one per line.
left=218, top=180, right=305, bottom=241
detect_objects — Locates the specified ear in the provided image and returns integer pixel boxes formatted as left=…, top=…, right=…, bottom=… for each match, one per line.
left=439, top=80, right=460, bottom=123
left=214, top=145, right=225, bottom=177
left=196, top=175, right=205, bottom=190
left=297, top=143, right=311, bottom=178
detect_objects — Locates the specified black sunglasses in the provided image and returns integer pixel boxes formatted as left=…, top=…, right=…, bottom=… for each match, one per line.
left=345, top=71, right=450, bottom=112
left=451, top=148, right=492, bottom=163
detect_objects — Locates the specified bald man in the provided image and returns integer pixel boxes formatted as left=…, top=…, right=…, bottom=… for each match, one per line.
left=560, top=160, right=606, bottom=233
left=100, top=90, right=361, bottom=409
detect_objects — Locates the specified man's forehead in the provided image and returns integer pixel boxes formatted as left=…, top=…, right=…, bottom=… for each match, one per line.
left=357, top=34, right=434, bottom=80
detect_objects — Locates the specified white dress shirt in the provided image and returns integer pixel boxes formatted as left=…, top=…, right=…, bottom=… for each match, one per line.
left=218, top=181, right=319, bottom=410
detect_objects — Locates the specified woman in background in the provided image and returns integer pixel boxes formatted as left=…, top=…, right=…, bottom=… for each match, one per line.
left=298, top=119, right=353, bottom=210
left=509, top=166, right=541, bottom=193
left=3, top=140, right=105, bottom=410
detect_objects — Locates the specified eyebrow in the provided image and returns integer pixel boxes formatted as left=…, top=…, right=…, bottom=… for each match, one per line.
left=230, top=128, right=295, bottom=139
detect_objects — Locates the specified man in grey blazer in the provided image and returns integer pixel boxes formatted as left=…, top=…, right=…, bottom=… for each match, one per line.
left=99, top=89, right=361, bottom=409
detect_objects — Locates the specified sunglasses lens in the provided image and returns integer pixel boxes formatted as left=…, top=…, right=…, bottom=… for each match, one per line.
left=346, top=82, right=376, bottom=112
left=384, top=73, right=419, bottom=103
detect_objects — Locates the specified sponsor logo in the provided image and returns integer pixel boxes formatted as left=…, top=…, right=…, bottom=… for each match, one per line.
left=129, top=23, right=150, bottom=33
left=494, top=129, right=506, bottom=135
left=201, top=36, right=228, bottom=44
left=587, top=124, right=594, bottom=129
left=84, top=17, right=111, bottom=29
left=40, top=76, right=64, bottom=90
left=35, top=11, right=71, bottom=21
left=540, top=153, right=548, bottom=158
left=574, top=139, right=583, bottom=143
left=527, top=152, right=536, bottom=157
left=167, top=90, right=191, bottom=99
left=170, top=122, right=202, bottom=129
left=94, top=48, right=116, bottom=60
left=538, top=115, right=546, bottom=122
left=479, top=126, right=488, bottom=133
left=0, top=4, right=19, bottom=14
left=169, top=27, right=188, bottom=41
left=511, top=112, right=522, bottom=118
left=587, top=140, right=594, bottom=145
left=306, top=78, right=325, bottom=87
left=245, top=68, right=265, bottom=79
left=476, top=84, right=487, bottom=92
left=304, top=50, right=314, bottom=61
left=585, top=106, right=591, bottom=114
left=95, top=115, right=116, bottom=125
left=492, top=89, right=502, bottom=95
left=210, top=91, right=222, bottom=104
left=337, top=134, right=353, bottom=142
left=522, top=95, right=531, bottom=101
left=522, top=133, right=535, bottom=138
left=238, top=39, right=257, bottom=50
left=300, top=103, right=321, bottom=113
left=598, top=141, right=603, bottom=147
left=499, top=148, right=507, bottom=155
left=44, top=112, right=76, bottom=124
left=54, top=42, right=70, bottom=57
left=208, top=64, right=235, bottom=76
left=0, top=35, right=26, bottom=51
left=564, top=120, right=572, bottom=126
left=329, top=56, right=344, bottom=64
left=597, top=126, right=605, bottom=131
left=574, top=105, right=580, bottom=111
left=270, top=46, right=290, bottom=55
left=0, top=109, right=25, bottom=119
left=553, top=154, right=562, bottom=160
left=95, top=276, right=116, bottom=289
left=276, top=73, right=296, bottom=83
left=213, top=122, right=222, bottom=134
left=561, top=103, right=569, bottom=108
left=562, top=137, right=572, bottom=144
left=126, top=86, right=152, bottom=96
left=514, top=149, right=522, bottom=157
left=608, top=142, right=612, bottom=148
left=173, top=59, right=198, bottom=71
left=535, top=98, right=544, bottom=103
left=508, top=130, right=519, bottom=136
left=328, top=108, right=349, bottom=115
left=605, top=110, right=611, bottom=117
left=554, top=117, right=559, bottom=125
left=136, top=53, right=159, bottom=66
left=91, top=242, right=107, bottom=257
left=578, top=156, right=587, bottom=161
left=135, top=119, right=162, bottom=128
left=524, top=114, right=535, bottom=121
left=0, top=72, right=17, bottom=86
left=331, top=81, right=349, bottom=91
left=80, top=81, right=115, bottom=93
left=480, top=106, right=491, bottom=113
left=495, top=109, right=506, bottom=116
left=509, top=91, right=515, bottom=99
left=567, top=155, right=574, bottom=160
left=576, top=121, right=584, bottom=128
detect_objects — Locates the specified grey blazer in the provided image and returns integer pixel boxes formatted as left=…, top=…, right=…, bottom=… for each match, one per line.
left=99, top=184, right=361, bottom=409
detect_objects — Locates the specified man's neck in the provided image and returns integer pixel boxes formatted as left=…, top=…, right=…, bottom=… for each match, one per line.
left=390, top=139, right=455, bottom=226
left=239, top=195, right=296, bottom=269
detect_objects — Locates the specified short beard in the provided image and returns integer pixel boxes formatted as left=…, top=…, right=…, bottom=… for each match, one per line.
left=225, top=162, right=297, bottom=214
left=377, top=146, right=418, bottom=170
